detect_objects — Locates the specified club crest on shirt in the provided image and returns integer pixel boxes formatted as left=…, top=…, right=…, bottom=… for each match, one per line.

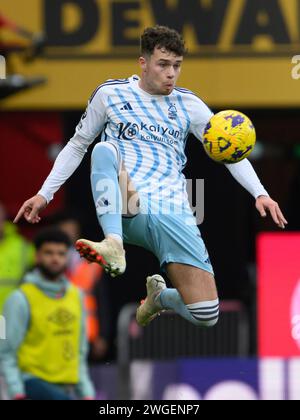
left=168, top=104, right=178, bottom=120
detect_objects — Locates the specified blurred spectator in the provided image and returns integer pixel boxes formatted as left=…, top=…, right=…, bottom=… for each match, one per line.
left=0, top=202, right=34, bottom=314
left=0, top=228, right=95, bottom=400
left=57, top=214, right=110, bottom=362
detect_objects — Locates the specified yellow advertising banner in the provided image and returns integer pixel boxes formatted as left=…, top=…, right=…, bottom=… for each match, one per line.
left=1, top=0, right=300, bottom=109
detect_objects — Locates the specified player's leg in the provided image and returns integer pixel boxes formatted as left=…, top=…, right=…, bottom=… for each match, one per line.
left=161, top=263, right=219, bottom=327
left=136, top=213, right=219, bottom=327
left=76, top=142, right=134, bottom=276
left=91, top=142, right=123, bottom=240
left=136, top=267, right=219, bottom=328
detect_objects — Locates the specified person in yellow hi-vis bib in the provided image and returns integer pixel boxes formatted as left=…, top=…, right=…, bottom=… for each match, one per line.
left=0, top=202, right=35, bottom=314
left=0, top=228, right=95, bottom=400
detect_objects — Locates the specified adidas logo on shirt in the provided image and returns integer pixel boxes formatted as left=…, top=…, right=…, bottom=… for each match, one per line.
left=120, top=102, right=133, bottom=111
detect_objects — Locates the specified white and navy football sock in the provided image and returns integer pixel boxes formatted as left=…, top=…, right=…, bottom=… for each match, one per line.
left=158, top=289, right=219, bottom=328
left=186, top=299, right=219, bottom=327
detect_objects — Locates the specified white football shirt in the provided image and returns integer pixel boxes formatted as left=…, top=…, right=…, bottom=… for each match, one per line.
left=75, top=75, right=213, bottom=213
left=38, top=75, right=268, bottom=208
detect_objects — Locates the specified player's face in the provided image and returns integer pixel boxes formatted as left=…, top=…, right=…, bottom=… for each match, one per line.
left=36, top=242, right=69, bottom=281
left=139, top=47, right=183, bottom=95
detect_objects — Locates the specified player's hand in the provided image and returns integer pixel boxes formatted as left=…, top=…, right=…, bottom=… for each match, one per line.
left=256, top=195, right=288, bottom=229
left=14, top=194, right=47, bottom=224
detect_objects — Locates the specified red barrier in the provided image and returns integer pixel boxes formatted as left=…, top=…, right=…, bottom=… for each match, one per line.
left=258, top=233, right=300, bottom=357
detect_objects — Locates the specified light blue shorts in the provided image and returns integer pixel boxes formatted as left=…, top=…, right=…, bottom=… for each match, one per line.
left=122, top=212, right=214, bottom=275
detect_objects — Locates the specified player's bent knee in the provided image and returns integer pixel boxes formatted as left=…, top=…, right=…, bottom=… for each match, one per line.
left=91, top=143, right=118, bottom=168
left=186, top=298, right=219, bottom=328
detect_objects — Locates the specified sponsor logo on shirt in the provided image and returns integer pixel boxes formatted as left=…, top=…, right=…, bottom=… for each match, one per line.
left=117, top=122, right=183, bottom=144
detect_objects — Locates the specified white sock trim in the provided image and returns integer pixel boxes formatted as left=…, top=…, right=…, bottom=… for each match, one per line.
left=187, top=299, right=219, bottom=310
left=187, top=299, right=219, bottom=326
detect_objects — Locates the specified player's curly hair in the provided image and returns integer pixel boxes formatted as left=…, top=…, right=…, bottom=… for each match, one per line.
left=141, top=25, right=187, bottom=57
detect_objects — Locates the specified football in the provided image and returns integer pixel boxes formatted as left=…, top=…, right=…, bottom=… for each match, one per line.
left=203, top=110, right=256, bottom=163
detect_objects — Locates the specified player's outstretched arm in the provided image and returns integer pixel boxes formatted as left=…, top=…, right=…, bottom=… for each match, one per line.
left=13, top=139, right=85, bottom=224
left=14, top=194, right=47, bottom=224
left=256, top=195, right=288, bottom=230
left=14, top=86, right=107, bottom=224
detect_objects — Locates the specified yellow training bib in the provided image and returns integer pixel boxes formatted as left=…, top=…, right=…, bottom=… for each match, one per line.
left=18, top=283, right=81, bottom=384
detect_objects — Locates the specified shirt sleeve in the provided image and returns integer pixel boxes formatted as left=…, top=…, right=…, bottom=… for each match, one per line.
left=225, top=159, right=269, bottom=199
left=189, top=95, right=214, bottom=142
left=75, top=87, right=107, bottom=141
left=38, top=88, right=107, bottom=203
left=0, top=291, right=30, bottom=399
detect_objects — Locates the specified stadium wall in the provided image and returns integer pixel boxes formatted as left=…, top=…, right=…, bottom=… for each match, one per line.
left=89, top=358, right=300, bottom=400
left=1, top=0, right=300, bottom=109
